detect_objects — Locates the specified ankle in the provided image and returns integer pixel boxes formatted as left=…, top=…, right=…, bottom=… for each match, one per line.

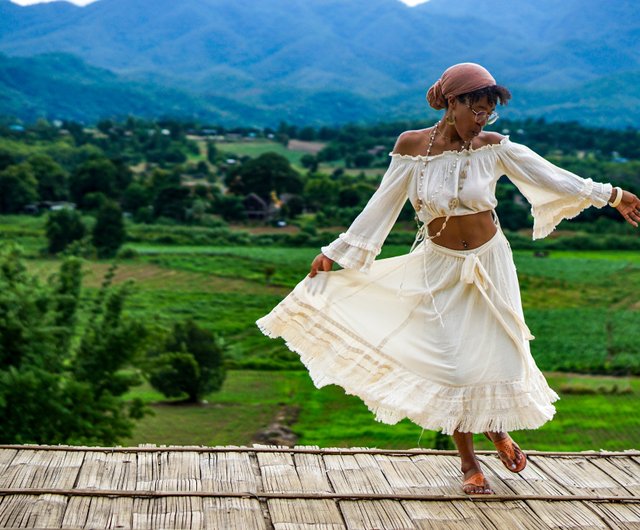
left=486, top=431, right=508, bottom=442
left=460, top=459, right=481, bottom=474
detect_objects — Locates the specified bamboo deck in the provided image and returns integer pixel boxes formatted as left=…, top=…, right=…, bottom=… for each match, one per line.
left=0, top=445, right=638, bottom=529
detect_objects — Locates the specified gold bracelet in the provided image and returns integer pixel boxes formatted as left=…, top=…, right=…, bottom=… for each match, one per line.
left=608, top=186, right=623, bottom=208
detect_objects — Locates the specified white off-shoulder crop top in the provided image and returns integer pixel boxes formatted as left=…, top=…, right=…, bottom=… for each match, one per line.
left=321, top=137, right=613, bottom=273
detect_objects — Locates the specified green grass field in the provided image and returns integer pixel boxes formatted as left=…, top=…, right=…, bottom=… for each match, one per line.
left=124, top=370, right=639, bottom=451
left=215, top=140, right=386, bottom=177
left=75, top=242, right=640, bottom=451
left=117, top=244, right=640, bottom=374
left=3, top=215, right=639, bottom=450
left=20, top=239, right=640, bottom=373
left=217, top=140, right=306, bottom=168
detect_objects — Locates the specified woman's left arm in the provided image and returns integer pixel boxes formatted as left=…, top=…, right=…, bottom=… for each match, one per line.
left=610, top=188, right=640, bottom=227
left=497, top=140, right=629, bottom=239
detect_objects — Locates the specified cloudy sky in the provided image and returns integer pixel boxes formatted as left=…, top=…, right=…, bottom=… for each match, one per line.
left=12, top=0, right=429, bottom=5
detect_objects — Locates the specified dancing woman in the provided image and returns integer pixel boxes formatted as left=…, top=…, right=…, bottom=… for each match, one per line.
left=257, top=63, right=640, bottom=494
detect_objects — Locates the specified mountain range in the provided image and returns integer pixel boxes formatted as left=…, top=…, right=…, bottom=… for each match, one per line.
left=1, top=0, right=639, bottom=127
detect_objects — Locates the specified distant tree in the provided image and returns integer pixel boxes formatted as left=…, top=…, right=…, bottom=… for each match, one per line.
left=207, top=142, right=217, bottom=164
left=0, top=163, right=38, bottom=213
left=494, top=182, right=530, bottom=231
left=226, top=152, right=303, bottom=203
left=186, top=197, right=210, bottom=224
left=46, top=209, right=86, bottom=254
left=213, top=195, right=247, bottom=222
left=156, top=119, right=185, bottom=140
left=96, top=119, right=114, bottom=134
left=300, top=154, right=318, bottom=172
left=81, top=192, right=108, bottom=212
left=69, top=157, right=119, bottom=208
left=318, top=126, right=338, bottom=141
left=193, top=184, right=210, bottom=199
left=298, top=127, right=317, bottom=141
left=192, top=161, right=211, bottom=178
left=337, top=180, right=375, bottom=209
left=148, top=167, right=180, bottom=195
left=72, top=265, right=147, bottom=407
left=28, top=154, right=69, bottom=201
left=153, top=185, right=192, bottom=221
left=338, top=186, right=364, bottom=208
left=277, top=121, right=297, bottom=140
left=0, top=147, right=17, bottom=172
left=146, top=320, right=227, bottom=403
left=317, top=145, right=341, bottom=162
left=134, top=206, right=154, bottom=224
left=122, top=182, right=151, bottom=213
left=304, top=177, right=340, bottom=210
left=93, top=201, right=126, bottom=258
left=0, top=248, right=146, bottom=445
left=30, top=118, right=58, bottom=141
left=62, top=120, right=89, bottom=145
left=110, top=157, right=134, bottom=192
left=353, top=152, right=374, bottom=168
left=147, top=144, right=187, bottom=165
left=282, top=195, right=304, bottom=219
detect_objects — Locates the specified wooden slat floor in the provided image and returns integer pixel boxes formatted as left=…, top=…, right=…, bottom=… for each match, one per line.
left=0, top=445, right=638, bottom=529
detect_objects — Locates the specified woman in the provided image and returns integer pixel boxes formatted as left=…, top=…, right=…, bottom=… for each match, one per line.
left=256, top=63, right=640, bottom=495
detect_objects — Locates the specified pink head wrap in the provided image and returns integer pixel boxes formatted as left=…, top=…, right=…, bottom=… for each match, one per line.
left=426, top=63, right=496, bottom=110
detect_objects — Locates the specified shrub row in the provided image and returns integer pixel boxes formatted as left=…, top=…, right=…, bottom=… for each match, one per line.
left=126, top=222, right=640, bottom=251
left=505, top=231, right=640, bottom=251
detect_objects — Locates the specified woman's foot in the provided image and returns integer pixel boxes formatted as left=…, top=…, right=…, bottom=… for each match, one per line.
left=453, top=430, right=495, bottom=495
left=461, top=466, right=494, bottom=495
left=485, top=432, right=527, bottom=473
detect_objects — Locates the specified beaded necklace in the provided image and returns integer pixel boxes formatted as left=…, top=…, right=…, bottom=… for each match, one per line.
left=413, top=121, right=472, bottom=243
left=399, top=121, right=473, bottom=327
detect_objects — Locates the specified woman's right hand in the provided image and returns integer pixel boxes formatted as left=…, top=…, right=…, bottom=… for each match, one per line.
left=309, top=253, right=334, bottom=277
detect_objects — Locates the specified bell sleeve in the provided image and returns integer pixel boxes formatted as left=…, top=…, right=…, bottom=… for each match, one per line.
left=497, top=140, right=613, bottom=239
left=321, top=156, right=412, bottom=273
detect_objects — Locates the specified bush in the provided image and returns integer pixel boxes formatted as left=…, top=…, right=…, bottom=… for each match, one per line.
left=45, top=208, right=86, bottom=254
left=148, top=352, right=200, bottom=400
left=560, top=383, right=633, bottom=395
left=146, top=320, right=227, bottom=403
left=117, top=247, right=138, bottom=259
left=93, top=201, right=126, bottom=258
left=213, top=195, right=247, bottom=222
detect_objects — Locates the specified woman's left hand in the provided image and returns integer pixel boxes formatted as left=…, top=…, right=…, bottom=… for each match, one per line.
left=616, top=190, right=640, bottom=227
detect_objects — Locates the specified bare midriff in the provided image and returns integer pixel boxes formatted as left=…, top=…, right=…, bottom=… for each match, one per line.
left=428, top=211, right=498, bottom=250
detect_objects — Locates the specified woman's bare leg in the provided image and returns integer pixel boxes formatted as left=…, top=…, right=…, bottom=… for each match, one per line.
left=452, top=430, right=493, bottom=494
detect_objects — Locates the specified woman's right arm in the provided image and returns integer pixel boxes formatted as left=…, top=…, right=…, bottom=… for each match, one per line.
left=307, top=143, right=414, bottom=276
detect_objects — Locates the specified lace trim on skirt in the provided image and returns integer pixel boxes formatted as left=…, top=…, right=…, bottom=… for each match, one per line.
left=257, top=292, right=559, bottom=435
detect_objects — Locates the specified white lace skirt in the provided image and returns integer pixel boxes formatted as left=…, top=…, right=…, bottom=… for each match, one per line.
left=256, top=229, right=558, bottom=434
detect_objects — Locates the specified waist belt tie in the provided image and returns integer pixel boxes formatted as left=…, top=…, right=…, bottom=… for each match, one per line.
left=460, top=253, right=534, bottom=378
left=398, top=223, right=446, bottom=327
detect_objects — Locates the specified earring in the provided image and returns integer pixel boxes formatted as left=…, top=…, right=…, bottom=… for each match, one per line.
left=445, top=114, right=455, bottom=125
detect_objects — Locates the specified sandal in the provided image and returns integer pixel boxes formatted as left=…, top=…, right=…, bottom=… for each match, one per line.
left=462, top=472, right=494, bottom=495
left=492, top=434, right=527, bottom=473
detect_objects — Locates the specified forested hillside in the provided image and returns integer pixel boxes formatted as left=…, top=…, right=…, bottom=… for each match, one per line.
left=1, top=0, right=639, bottom=126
